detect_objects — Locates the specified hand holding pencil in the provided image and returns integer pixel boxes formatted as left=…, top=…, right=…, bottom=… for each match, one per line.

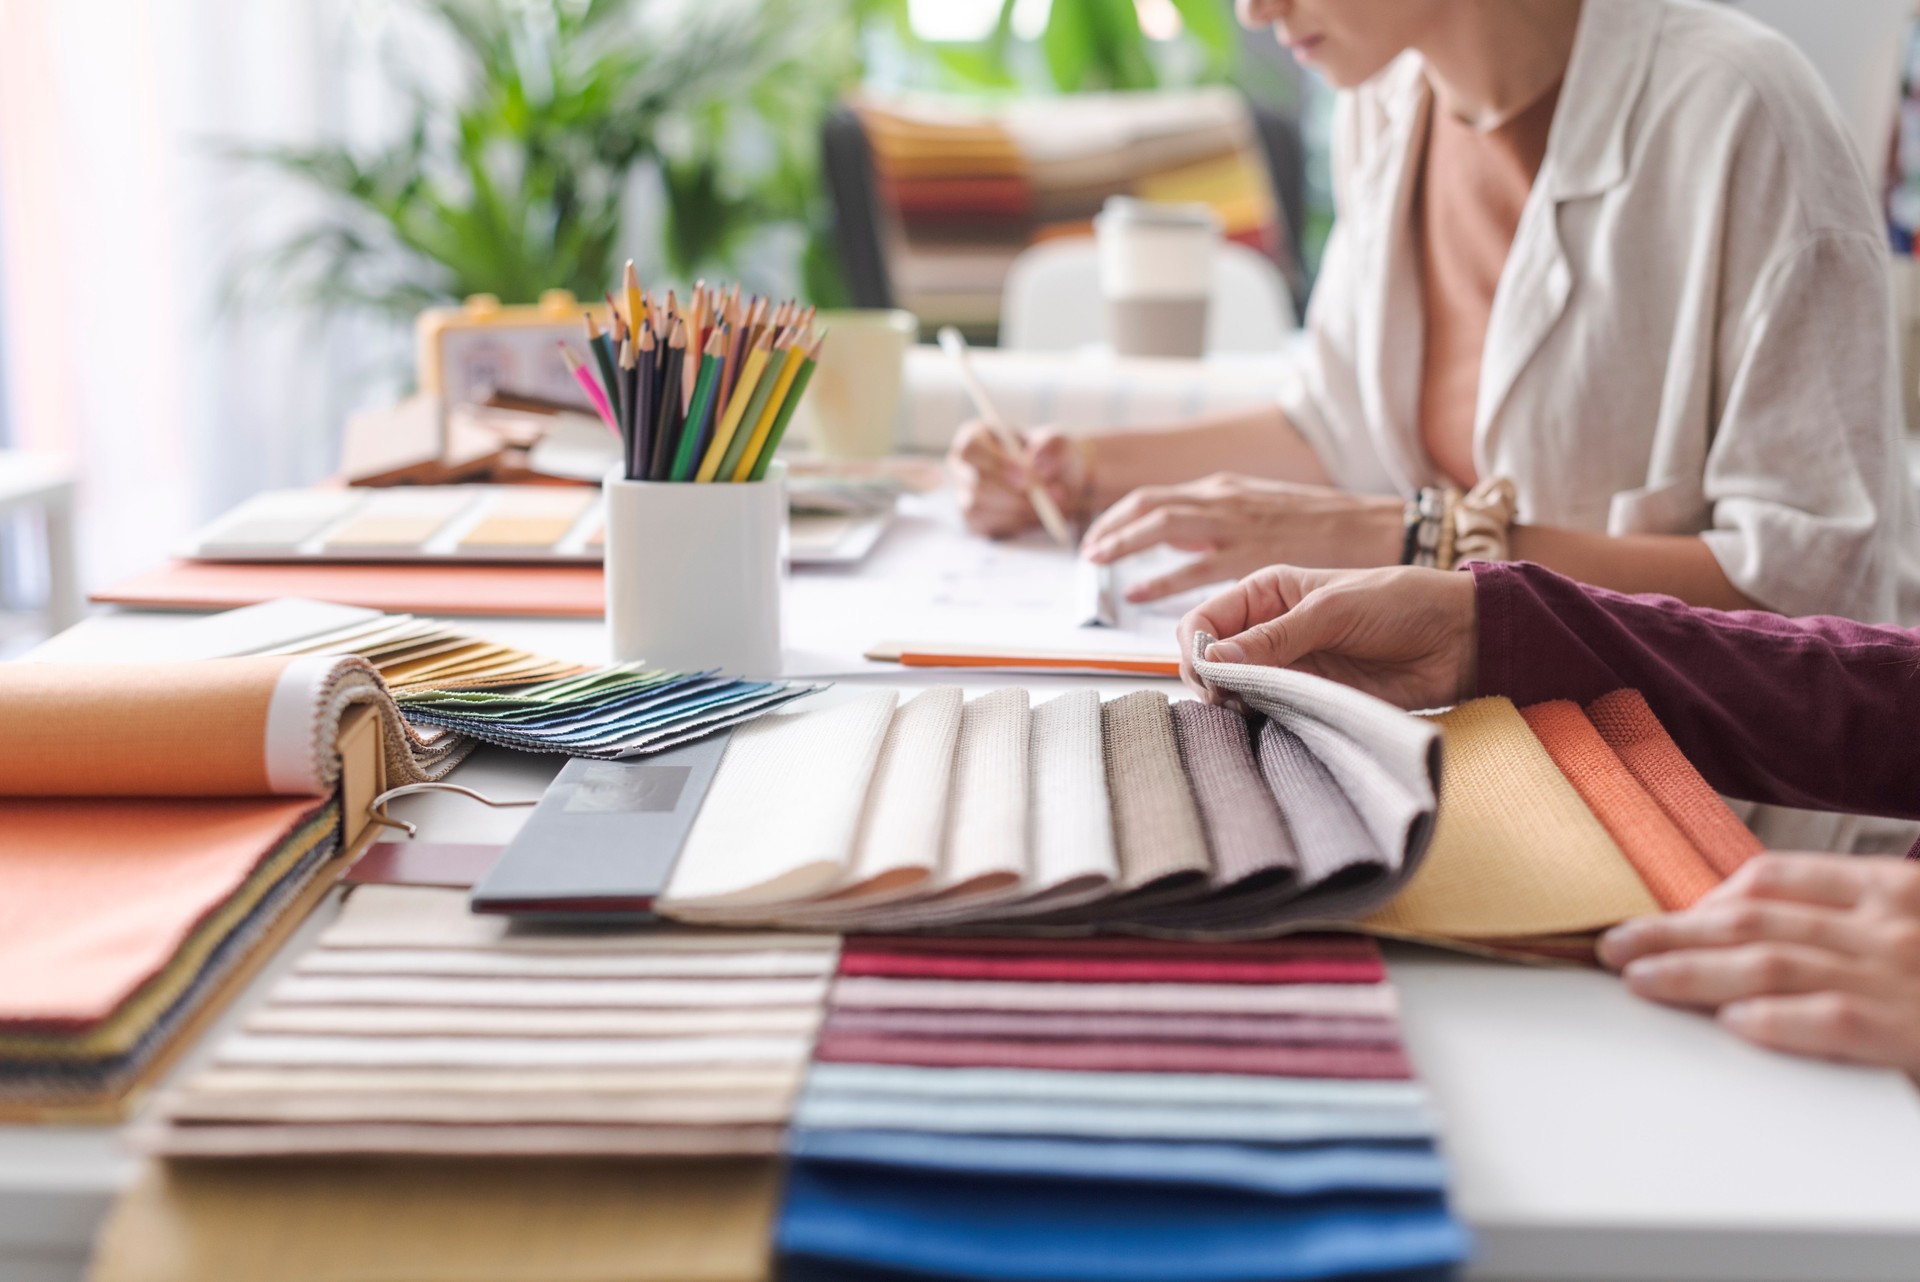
left=938, top=326, right=1079, bottom=547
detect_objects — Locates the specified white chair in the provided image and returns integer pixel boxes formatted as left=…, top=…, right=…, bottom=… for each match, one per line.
left=0, top=452, right=82, bottom=636
left=998, top=238, right=1298, bottom=354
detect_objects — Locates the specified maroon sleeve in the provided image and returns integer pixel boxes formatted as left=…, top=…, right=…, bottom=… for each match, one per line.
left=1470, top=561, right=1920, bottom=828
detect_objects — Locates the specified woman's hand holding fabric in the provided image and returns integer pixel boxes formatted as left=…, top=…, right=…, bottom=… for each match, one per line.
left=1176, top=564, right=1479, bottom=712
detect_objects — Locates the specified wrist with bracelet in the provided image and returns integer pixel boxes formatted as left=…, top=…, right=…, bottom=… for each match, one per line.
left=1401, top=477, right=1517, bottom=570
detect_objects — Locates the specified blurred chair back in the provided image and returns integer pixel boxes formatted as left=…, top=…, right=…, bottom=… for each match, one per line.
left=999, top=238, right=1296, bottom=354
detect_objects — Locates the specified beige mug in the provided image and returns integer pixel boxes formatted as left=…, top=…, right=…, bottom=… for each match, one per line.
left=792, top=309, right=917, bottom=459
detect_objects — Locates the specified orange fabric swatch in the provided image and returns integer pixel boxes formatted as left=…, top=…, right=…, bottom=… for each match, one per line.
left=0, top=796, right=323, bottom=1023
left=0, top=658, right=288, bottom=797
left=93, top=560, right=607, bottom=618
left=1585, top=688, right=1763, bottom=879
left=1519, top=701, right=1720, bottom=910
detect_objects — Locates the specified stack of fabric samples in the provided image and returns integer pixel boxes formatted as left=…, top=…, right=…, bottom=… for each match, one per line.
left=143, top=885, right=836, bottom=1156
left=778, top=933, right=1469, bottom=1282
left=651, top=645, right=1758, bottom=957
left=0, top=656, right=465, bottom=1120
left=166, top=598, right=822, bottom=757
left=852, top=88, right=1289, bottom=332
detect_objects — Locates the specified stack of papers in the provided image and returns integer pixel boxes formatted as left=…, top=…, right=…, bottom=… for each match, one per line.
left=778, top=933, right=1470, bottom=1281
left=145, top=886, right=838, bottom=1156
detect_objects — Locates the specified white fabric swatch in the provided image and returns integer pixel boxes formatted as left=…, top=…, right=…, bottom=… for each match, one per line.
left=781, top=687, right=964, bottom=919
left=244, top=1005, right=821, bottom=1039
left=295, top=948, right=837, bottom=980
left=1015, top=688, right=1118, bottom=907
left=272, top=974, right=831, bottom=1010
left=661, top=690, right=898, bottom=910
left=216, top=1032, right=813, bottom=1069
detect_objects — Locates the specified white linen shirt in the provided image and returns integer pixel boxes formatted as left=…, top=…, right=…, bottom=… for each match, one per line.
left=1277, top=0, right=1920, bottom=625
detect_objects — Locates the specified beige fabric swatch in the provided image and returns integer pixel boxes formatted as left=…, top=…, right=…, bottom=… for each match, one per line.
left=244, top=1005, right=820, bottom=1040
left=143, top=1124, right=784, bottom=1160
left=1100, top=691, right=1210, bottom=890
left=320, top=886, right=837, bottom=955
left=659, top=690, right=898, bottom=911
left=268, top=974, right=830, bottom=1010
left=293, top=948, right=837, bottom=980
left=1363, top=698, right=1659, bottom=940
left=89, top=1156, right=778, bottom=1282
left=937, top=687, right=1032, bottom=894
left=182, top=1065, right=803, bottom=1098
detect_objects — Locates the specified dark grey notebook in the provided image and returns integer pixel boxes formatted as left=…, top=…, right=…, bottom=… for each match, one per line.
left=470, top=730, right=733, bottom=919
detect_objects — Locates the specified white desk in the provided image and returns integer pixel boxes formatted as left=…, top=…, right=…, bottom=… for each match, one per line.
left=7, top=606, right=1920, bottom=1282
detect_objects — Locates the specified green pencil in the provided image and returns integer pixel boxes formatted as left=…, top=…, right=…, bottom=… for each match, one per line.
left=670, top=330, right=727, bottom=481
left=713, top=331, right=789, bottom=482
left=746, top=332, right=823, bottom=482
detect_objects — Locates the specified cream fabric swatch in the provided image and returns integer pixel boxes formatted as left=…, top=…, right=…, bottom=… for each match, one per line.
left=178, top=1066, right=801, bottom=1097
left=804, top=688, right=964, bottom=911
left=1010, top=688, right=1120, bottom=909
left=244, top=1006, right=821, bottom=1039
left=660, top=690, right=898, bottom=911
left=270, top=975, right=830, bottom=1010
left=1363, top=698, right=1660, bottom=940
left=1100, top=691, right=1211, bottom=891
left=89, top=1156, right=779, bottom=1282
left=293, top=948, right=836, bottom=980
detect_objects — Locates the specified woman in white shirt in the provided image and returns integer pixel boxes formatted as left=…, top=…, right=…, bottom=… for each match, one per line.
left=951, top=0, right=1920, bottom=631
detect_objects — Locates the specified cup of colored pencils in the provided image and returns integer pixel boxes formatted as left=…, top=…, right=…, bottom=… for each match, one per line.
left=588, top=263, right=817, bottom=674
left=559, top=262, right=826, bottom=484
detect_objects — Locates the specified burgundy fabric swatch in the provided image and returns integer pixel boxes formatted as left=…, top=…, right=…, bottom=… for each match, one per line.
left=841, top=935, right=1383, bottom=964
left=820, top=1007, right=1405, bottom=1047
left=834, top=951, right=1385, bottom=986
left=811, top=1031, right=1413, bottom=1080
left=1168, top=700, right=1297, bottom=884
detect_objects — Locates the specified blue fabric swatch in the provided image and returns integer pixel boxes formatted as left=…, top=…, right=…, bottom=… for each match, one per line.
left=786, top=1130, right=1450, bottom=1198
left=776, top=1163, right=1472, bottom=1282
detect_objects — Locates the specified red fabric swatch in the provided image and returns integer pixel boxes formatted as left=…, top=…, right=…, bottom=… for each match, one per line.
left=834, top=951, right=1385, bottom=985
left=813, top=1031, right=1413, bottom=1080
left=821, top=1007, right=1404, bottom=1046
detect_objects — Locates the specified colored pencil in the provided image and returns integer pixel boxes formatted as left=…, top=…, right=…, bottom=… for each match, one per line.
left=670, top=328, right=727, bottom=481
left=558, top=343, right=619, bottom=436
left=746, top=330, right=823, bottom=482
left=623, top=261, right=645, bottom=340
left=715, top=329, right=788, bottom=482
left=585, top=314, right=621, bottom=426
left=729, top=327, right=809, bottom=482
left=696, top=329, right=773, bottom=483
left=647, top=318, right=687, bottom=481
left=632, top=327, right=657, bottom=483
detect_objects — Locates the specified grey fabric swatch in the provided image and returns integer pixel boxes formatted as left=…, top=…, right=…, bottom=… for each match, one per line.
left=1099, top=691, right=1211, bottom=891
left=1169, top=700, right=1296, bottom=885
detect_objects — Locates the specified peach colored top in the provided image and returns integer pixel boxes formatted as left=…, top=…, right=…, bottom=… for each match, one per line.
left=1413, top=79, right=1561, bottom=490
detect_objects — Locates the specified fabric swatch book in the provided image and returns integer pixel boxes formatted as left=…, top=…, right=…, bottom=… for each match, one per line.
left=642, top=640, right=1758, bottom=957
left=0, top=656, right=464, bottom=1121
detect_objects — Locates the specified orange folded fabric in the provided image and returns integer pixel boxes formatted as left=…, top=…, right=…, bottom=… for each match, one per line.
left=0, top=797, right=323, bottom=1024
left=1519, top=701, right=1720, bottom=910
left=1584, top=689, right=1763, bottom=879
left=0, top=659, right=287, bottom=797
left=93, top=561, right=606, bottom=618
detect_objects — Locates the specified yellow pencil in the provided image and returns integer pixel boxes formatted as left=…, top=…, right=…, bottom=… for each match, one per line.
left=623, top=260, right=644, bottom=337
left=730, top=328, right=809, bottom=482
left=695, top=331, right=773, bottom=482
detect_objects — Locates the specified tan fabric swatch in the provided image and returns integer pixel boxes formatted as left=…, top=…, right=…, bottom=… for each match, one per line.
left=1363, top=698, right=1659, bottom=940
left=1100, top=691, right=1210, bottom=890
left=89, top=1156, right=778, bottom=1282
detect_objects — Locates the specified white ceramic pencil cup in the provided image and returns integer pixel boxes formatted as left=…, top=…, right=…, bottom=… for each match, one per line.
left=603, top=462, right=787, bottom=677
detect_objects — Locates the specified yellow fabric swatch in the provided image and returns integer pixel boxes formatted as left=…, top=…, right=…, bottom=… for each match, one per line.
left=89, top=1157, right=778, bottom=1282
left=1363, top=698, right=1659, bottom=940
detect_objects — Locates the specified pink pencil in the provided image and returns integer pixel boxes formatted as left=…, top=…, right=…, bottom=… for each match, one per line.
left=557, top=343, right=619, bottom=436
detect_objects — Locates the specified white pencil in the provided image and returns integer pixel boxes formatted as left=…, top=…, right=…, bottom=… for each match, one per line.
left=938, top=326, right=1076, bottom=548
